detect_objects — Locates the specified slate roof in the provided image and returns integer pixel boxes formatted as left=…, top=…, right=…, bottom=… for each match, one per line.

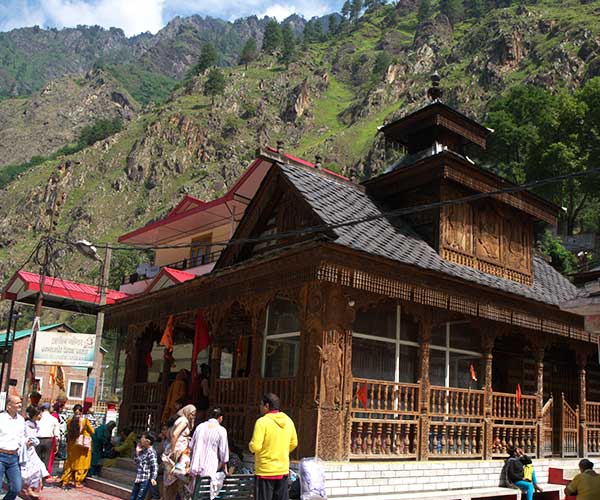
left=280, top=163, right=579, bottom=307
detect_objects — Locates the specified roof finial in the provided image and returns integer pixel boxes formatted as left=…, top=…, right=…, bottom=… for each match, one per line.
left=427, top=71, right=442, bottom=102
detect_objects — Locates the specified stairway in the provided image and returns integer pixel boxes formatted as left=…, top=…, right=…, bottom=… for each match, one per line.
left=86, top=457, right=135, bottom=499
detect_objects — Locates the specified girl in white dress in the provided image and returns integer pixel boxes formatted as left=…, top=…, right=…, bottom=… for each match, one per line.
left=20, top=406, right=49, bottom=498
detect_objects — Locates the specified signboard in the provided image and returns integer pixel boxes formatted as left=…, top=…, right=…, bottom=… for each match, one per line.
left=0, top=391, right=5, bottom=412
left=33, top=331, right=96, bottom=368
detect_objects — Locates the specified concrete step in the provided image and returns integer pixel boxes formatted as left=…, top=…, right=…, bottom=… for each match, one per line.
left=99, top=466, right=137, bottom=485
left=85, top=476, right=131, bottom=500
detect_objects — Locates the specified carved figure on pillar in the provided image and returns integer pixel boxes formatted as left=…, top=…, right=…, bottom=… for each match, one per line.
left=317, top=332, right=344, bottom=408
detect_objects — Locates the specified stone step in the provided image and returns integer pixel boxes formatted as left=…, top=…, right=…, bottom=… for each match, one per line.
left=114, top=457, right=137, bottom=472
left=85, top=476, right=132, bottom=500
left=99, top=466, right=137, bottom=485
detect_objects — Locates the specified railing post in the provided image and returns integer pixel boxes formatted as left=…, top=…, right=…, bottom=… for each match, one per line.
left=482, top=333, right=494, bottom=460
left=534, top=344, right=544, bottom=458
left=418, top=319, right=431, bottom=461
left=577, top=350, right=588, bottom=457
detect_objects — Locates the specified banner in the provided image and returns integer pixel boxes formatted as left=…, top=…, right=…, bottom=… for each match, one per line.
left=33, top=331, right=96, bottom=368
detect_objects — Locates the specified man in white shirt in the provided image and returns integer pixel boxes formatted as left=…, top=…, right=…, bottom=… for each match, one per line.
left=0, top=394, right=26, bottom=500
left=36, top=402, right=59, bottom=469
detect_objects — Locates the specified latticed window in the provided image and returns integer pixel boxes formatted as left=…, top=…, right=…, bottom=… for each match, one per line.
left=262, top=298, right=301, bottom=378
left=430, top=322, right=482, bottom=389
left=351, top=305, right=418, bottom=383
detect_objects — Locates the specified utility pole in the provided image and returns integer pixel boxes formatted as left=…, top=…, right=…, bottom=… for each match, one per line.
left=0, top=300, right=15, bottom=389
left=90, top=244, right=112, bottom=403
left=22, top=173, right=64, bottom=396
left=4, top=309, right=20, bottom=394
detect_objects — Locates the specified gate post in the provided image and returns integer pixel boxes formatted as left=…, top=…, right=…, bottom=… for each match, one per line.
left=417, top=319, right=431, bottom=461
left=534, top=344, right=545, bottom=458
left=577, top=351, right=588, bottom=457
left=482, top=334, right=495, bottom=460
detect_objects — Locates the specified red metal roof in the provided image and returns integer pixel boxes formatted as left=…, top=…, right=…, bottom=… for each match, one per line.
left=2, top=270, right=129, bottom=305
left=144, top=267, right=196, bottom=294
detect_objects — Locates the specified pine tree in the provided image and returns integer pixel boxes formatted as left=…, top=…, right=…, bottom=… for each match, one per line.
left=193, top=43, right=218, bottom=75
left=280, top=23, right=296, bottom=68
left=350, top=0, right=363, bottom=21
left=204, top=68, right=226, bottom=105
left=466, top=0, right=485, bottom=19
left=239, top=38, right=257, bottom=69
left=417, top=0, right=433, bottom=23
left=440, top=0, right=464, bottom=24
left=341, top=0, right=352, bottom=19
left=262, top=20, right=283, bottom=54
left=328, top=14, right=339, bottom=36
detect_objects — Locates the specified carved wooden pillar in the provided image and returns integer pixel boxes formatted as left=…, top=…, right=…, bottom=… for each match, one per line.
left=310, top=282, right=355, bottom=461
left=531, top=340, right=545, bottom=459
left=119, top=324, right=146, bottom=430
left=482, top=333, right=495, bottom=460
left=576, top=350, right=588, bottom=457
left=418, top=319, right=432, bottom=461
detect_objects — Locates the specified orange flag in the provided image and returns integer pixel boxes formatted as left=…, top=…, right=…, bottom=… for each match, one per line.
left=469, top=364, right=478, bottom=382
left=55, top=366, right=65, bottom=391
left=160, top=315, right=175, bottom=351
left=515, top=384, right=522, bottom=409
left=357, top=383, right=368, bottom=409
left=49, top=365, right=57, bottom=386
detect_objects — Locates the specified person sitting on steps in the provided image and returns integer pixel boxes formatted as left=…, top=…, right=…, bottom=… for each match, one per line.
left=506, top=445, right=543, bottom=500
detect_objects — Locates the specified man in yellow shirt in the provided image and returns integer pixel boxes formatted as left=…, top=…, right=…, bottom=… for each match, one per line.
left=249, top=393, right=298, bottom=500
left=565, top=459, right=600, bottom=500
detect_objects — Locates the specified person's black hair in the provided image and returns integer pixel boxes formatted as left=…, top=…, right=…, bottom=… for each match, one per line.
left=507, top=445, right=517, bottom=457
left=262, top=393, right=280, bottom=411
left=107, top=421, right=116, bottom=429
left=175, top=398, right=186, bottom=407
left=580, top=458, right=594, bottom=471
left=26, top=405, right=40, bottom=420
left=166, top=416, right=177, bottom=428
left=209, top=407, right=223, bottom=420
left=143, top=431, right=157, bottom=445
left=73, top=403, right=83, bottom=413
left=121, top=426, right=132, bottom=435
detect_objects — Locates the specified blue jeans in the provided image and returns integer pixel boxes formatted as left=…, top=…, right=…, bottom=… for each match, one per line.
left=515, top=471, right=538, bottom=500
left=0, top=452, right=22, bottom=500
left=130, top=479, right=151, bottom=500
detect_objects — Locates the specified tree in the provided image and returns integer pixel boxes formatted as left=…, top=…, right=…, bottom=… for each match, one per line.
left=193, top=42, right=218, bottom=75
left=262, top=20, right=283, bottom=54
left=350, top=0, right=363, bottom=21
left=539, top=230, right=578, bottom=274
left=466, top=0, right=485, bottom=19
left=280, top=23, right=296, bottom=67
left=440, top=0, right=464, bottom=25
left=373, top=51, right=392, bottom=79
left=341, top=0, right=352, bottom=19
left=417, top=0, right=433, bottom=23
left=204, top=68, right=226, bottom=105
left=328, top=14, right=339, bottom=35
left=239, top=38, right=257, bottom=69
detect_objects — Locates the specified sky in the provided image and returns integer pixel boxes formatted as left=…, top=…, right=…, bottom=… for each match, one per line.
left=0, top=0, right=344, bottom=36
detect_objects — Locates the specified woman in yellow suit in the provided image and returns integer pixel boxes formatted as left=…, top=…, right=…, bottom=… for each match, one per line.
left=60, top=404, right=95, bottom=488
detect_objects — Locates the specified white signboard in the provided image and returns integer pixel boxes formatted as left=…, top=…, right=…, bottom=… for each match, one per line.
left=33, top=331, right=96, bottom=368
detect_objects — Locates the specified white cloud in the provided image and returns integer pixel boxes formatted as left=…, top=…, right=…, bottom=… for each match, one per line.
left=259, top=4, right=296, bottom=21
left=40, top=0, right=166, bottom=35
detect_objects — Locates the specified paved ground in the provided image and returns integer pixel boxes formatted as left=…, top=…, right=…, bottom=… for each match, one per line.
left=35, top=483, right=122, bottom=499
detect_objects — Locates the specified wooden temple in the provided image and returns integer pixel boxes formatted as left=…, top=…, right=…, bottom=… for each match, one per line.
left=104, top=81, right=600, bottom=462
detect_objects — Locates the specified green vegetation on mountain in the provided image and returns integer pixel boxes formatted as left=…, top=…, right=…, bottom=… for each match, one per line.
left=2, top=0, right=600, bottom=294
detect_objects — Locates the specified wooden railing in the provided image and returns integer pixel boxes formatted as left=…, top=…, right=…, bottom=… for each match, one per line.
left=213, top=378, right=249, bottom=406
left=429, top=386, right=485, bottom=458
left=132, top=382, right=163, bottom=405
left=586, top=402, right=600, bottom=455
left=541, top=397, right=553, bottom=457
left=349, top=379, right=419, bottom=458
left=129, top=382, right=164, bottom=434
left=561, top=394, right=579, bottom=457
left=258, top=378, right=296, bottom=410
left=490, top=391, right=538, bottom=457
left=492, top=392, right=537, bottom=421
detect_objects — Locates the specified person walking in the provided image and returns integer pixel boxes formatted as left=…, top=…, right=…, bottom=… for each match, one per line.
left=20, top=405, right=49, bottom=498
left=189, top=407, right=229, bottom=495
left=36, top=403, right=59, bottom=473
left=60, top=403, right=95, bottom=488
left=130, top=432, right=158, bottom=500
left=0, top=394, right=26, bottom=500
left=565, top=458, right=600, bottom=499
left=163, top=404, right=196, bottom=500
left=249, top=393, right=298, bottom=500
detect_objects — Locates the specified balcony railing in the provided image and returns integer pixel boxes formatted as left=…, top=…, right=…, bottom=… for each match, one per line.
left=121, top=250, right=222, bottom=285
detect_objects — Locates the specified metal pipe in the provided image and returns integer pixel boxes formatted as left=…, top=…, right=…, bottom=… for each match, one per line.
left=0, top=300, right=15, bottom=389
left=4, top=308, right=20, bottom=394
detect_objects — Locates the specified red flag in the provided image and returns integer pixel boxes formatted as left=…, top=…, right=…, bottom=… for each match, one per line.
left=469, top=364, right=478, bottom=382
left=190, top=309, right=210, bottom=397
left=516, top=384, right=522, bottom=409
left=145, top=352, right=153, bottom=369
left=357, top=383, right=368, bottom=409
left=160, top=315, right=175, bottom=351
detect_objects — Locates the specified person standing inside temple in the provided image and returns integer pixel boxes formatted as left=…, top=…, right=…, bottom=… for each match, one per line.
left=36, top=403, right=59, bottom=473
left=0, top=394, right=26, bottom=500
left=195, top=364, right=210, bottom=423
left=249, top=393, right=297, bottom=500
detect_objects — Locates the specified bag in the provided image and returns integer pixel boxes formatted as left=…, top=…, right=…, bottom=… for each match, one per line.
left=300, top=457, right=327, bottom=500
left=76, top=434, right=91, bottom=449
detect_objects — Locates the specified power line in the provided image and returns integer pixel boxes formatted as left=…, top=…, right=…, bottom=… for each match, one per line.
left=56, top=165, right=600, bottom=253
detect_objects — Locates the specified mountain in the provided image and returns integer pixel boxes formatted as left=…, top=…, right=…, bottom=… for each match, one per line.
left=1, top=0, right=600, bottom=294
left=0, top=13, right=337, bottom=101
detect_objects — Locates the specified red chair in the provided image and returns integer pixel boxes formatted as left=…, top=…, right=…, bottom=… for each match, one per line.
left=548, top=467, right=576, bottom=500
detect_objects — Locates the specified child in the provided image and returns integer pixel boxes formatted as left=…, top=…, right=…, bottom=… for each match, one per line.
left=131, top=432, right=158, bottom=500
left=20, top=406, right=50, bottom=498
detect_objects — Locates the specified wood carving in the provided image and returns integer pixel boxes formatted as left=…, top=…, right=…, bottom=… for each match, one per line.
left=475, top=203, right=501, bottom=262
left=505, top=218, right=531, bottom=273
left=322, top=283, right=355, bottom=332
left=443, top=201, right=472, bottom=254
left=317, top=330, right=344, bottom=408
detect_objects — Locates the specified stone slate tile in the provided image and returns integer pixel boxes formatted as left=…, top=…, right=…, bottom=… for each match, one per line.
left=280, top=163, right=578, bottom=306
